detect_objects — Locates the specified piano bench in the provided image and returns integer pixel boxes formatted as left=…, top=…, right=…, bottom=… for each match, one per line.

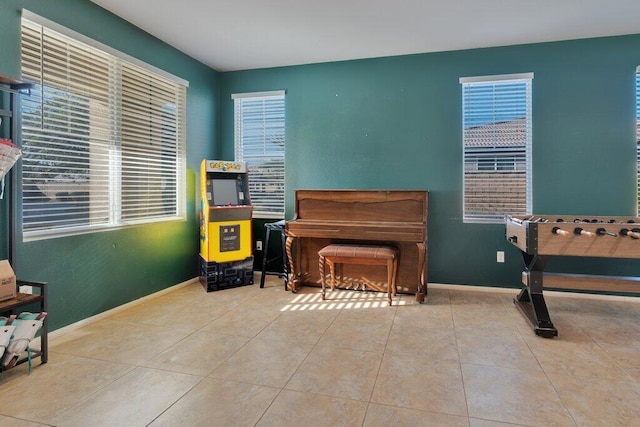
left=318, top=244, right=398, bottom=306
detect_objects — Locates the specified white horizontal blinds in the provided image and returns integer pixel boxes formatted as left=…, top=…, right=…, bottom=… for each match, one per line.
left=21, top=19, right=113, bottom=233
left=20, top=15, right=187, bottom=239
left=234, top=93, right=285, bottom=218
left=120, top=63, right=186, bottom=222
left=461, top=74, right=533, bottom=223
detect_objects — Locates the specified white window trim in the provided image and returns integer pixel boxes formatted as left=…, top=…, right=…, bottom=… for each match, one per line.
left=232, top=90, right=285, bottom=100
left=461, top=73, right=533, bottom=223
left=22, top=10, right=188, bottom=88
left=459, top=72, right=534, bottom=85
left=636, top=67, right=640, bottom=216
left=233, top=90, right=286, bottom=219
left=20, top=12, right=188, bottom=241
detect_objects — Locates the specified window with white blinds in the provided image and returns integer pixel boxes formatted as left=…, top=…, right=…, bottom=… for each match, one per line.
left=233, top=91, right=285, bottom=219
left=636, top=69, right=640, bottom=216
left=20, top=13, right=187, bottom=240
left=460, top=73, right=533, bottom=223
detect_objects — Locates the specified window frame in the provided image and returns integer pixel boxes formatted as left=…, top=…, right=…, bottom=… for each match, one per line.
left=636, top=68, right=640, bottom=216
left=460, top=73, right=533, bottom=224
left=20, top=10, right=188, bottom=241
left=232, top=90, right=286, bottom=219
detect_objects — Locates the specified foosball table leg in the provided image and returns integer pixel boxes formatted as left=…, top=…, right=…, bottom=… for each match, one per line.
left=513, top=253, right=558, bottom=338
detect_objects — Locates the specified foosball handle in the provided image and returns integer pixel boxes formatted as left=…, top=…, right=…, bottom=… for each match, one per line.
left=596, top=228, right=617, bottom=237
left=574, top=227, right=595, bottom=237
left=552, top=227, right=570, bottom=236
left=620, top=228, right=640, bottom=239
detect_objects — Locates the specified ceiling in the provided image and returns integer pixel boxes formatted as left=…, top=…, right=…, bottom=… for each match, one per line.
left=90, top=0, right=640, bottom=72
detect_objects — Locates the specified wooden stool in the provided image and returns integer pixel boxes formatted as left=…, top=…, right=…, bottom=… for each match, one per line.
left=318, top=244, right=398, bottom=306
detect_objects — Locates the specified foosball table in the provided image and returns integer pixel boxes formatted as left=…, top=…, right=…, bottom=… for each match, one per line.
left=505, top=215, right=640, bottom=338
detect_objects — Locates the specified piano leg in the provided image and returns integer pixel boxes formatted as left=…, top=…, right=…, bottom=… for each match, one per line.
left=415, top=242, right=427, bottom=303
left=513, top=252, right=558, bottom=338
left=319, top=253, right=326, bottom=299
left=285, top=235, right=300, bottom=292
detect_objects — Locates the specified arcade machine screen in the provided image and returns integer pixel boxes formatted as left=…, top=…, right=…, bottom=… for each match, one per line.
left=210, top=178, right=239, bottom=206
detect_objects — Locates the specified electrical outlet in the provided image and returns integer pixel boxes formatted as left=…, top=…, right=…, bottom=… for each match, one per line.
left=19, top=285, right=33, bottom=294
left=256, top=240, right=263, bottom=251
left=496, top=251, right=505, bottom=263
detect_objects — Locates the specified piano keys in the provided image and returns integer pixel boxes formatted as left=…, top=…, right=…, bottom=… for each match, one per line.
left=285, top=189, right=428, bottom=302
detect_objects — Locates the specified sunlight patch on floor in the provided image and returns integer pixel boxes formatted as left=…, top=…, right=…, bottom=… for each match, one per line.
left=280, top=288, right=406, bottom=311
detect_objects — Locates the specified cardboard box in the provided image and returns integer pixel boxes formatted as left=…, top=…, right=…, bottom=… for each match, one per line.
left=0, top=260, right=16, bottom=302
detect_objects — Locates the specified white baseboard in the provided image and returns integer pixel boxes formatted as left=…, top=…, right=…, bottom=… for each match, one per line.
left=428, top=282, right=640, bottom=303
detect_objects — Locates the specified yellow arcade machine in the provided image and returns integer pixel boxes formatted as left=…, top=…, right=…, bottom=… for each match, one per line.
left=199, top=160, right=254, bottom=291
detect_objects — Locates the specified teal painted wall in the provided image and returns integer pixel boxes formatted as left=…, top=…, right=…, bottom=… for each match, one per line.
left=1, top=1, right=639, bottom=331
left=0, top=0, right=219, bottom=330
left=219, top=35, right=640, bottom=288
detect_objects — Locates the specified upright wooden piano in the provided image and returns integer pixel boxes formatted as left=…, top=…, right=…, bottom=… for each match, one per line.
left=285, top=190, right=428, bottom=302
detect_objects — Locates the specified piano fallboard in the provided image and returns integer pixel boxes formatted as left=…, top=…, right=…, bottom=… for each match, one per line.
left=286, top=220, right=426, bottom=242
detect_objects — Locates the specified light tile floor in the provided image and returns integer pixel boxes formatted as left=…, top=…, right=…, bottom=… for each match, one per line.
left=1, top=275, right=640, bottom=426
